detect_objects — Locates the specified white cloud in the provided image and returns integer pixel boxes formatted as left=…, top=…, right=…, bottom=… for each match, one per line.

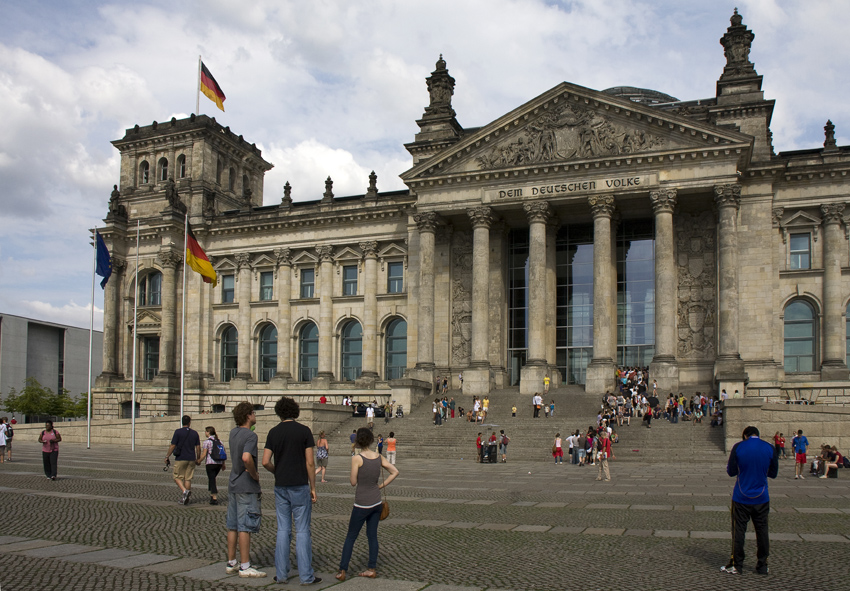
left=19, top=301, right=103, bottom=332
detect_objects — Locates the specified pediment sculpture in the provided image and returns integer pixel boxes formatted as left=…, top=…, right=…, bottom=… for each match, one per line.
left=476, top=102, right=666, bottom=170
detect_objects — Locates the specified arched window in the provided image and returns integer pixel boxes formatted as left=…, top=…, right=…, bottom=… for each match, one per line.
left=299, top=323, right=318, bottom=381
left=158, top=157, right=168, bottom=181
left=242, top=174, right=250, bottom=197
left=258, top=324, right=277, bottom=382
left=784, top=300, right=815, bottom=373
left=177, top=154, right=186, bottom=178
left=221, top=326, right=238, bottom=382
left=216, top=158, right=223, bottom=185
left=341, top=321, right=363, bottom=381
left=138, top=272, right=162, bottom=306
left=385, top=318, right=407, bottom=380
left=139, top=161, right=150, bottom=184
left=229, top=167, right=236, bottom=192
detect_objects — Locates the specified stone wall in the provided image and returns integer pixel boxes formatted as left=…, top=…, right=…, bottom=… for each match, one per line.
left=747, top=385, right=850, bottom=405
left=12, top=403, right=352, bottom=449
left=723, top=398, right=850, bottom=452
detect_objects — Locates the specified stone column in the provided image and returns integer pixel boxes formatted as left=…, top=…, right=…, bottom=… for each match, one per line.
left=520, top=201, right=551, bottom=394
left=820, top=203, right=849, bottom=379
left=585, top=195, right=617, bottom=393
left=546, top=221, right=559, bottom=386
left=274, top=248, right=292, bottom=381
left=316, top=245, right=335, bottom=380
left=413, top=212, right=438, bottom=370
left=649, top=188, right=679, bottom=391
left=101, top=256, right=125, bottom=377
left=714, top=184, right=747, bottom=392
left=235, top=252, right=252, bottom=379
left=360, top=241, right=379, bottom=382
left=157, top=249, right=181, bottom=376
left=464, top=206, right=494, bottom=395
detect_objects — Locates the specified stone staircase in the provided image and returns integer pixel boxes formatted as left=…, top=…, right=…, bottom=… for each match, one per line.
left=324, top=387, right=727, bottom=463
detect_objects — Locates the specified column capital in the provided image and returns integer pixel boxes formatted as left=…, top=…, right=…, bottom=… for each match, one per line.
left=467, top=206, right=494, bottom=229
left=157, top=249, right=182, bottom=269
left=714, top=184, right=741, bottom=209
left=523, top=201, right=551, bottom=224
left=821, top=203, right=845, bottom=225
left=650, top=188, right=677, bottom=214
left=316, top=245, right=334, bottom=262
left=588, top=194, right=615, bottom=218
left=273, top=247, right=292, bottom=267
left=234, top=252, right=251, bottom=270
left=414, top=211, right=440, bottom=233
left=359, top=241, right=379, bottom=258
left=110, top=256, right=126, bottom=274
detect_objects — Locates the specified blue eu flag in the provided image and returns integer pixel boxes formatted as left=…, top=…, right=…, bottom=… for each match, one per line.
left=95, top=230, right=112, bottom=288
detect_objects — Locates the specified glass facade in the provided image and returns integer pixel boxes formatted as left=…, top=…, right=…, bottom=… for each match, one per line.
left=385, top=318, right=407, bottom=380
left=258, top=324, right=277, bottom=381
left=299, top=322, right=318, bottom=381
left=616, top=219, right=655, bottom=367
left=341, top=321, right=363, bottom=381
left=507, top=229, right=529, bottom=386
left=221, top=326, right=238, bottom=381
left=784, top=300, right=815, bottom=372
left=555, top=225, right=594, bottom=385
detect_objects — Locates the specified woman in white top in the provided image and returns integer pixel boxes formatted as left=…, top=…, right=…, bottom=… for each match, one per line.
left=553, top=433, right=563, bottom=465
left=197, top=426, right=226, bottom=505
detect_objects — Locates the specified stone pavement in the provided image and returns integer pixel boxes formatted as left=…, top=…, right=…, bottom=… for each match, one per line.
left=1, top=442, right=849, bottom=590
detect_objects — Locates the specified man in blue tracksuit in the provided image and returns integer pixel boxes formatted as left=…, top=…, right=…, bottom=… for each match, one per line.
left=722, top=425, right=779, bottom=575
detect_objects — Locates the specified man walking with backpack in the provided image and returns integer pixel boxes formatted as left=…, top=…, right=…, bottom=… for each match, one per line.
left=499, top=429, right=510, bottom=463
left=164, top=415, right=201, bottom=505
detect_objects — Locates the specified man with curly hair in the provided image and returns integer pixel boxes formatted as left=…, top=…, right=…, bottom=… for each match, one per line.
left=225, top=402, right=266, bottom=578
left=262, top=396, right=321, bottom=585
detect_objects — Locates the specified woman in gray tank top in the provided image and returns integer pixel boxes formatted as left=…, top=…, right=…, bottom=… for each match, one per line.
left=335, top=427, right=399, bottom=581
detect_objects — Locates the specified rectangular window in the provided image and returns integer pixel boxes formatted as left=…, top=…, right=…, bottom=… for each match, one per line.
left=144, top=337, right=160, bottom=380
left=221, top=274, right=235, bottom=303
left=342, top=265, right=358, bottom=296
left=789, top=233, right=811, bottom=270
left=616, top=219, right=655, bottom=367
left=300, top=268, right=315, bottom=298
left=260, top=271, right=274, bottom=301
left=387, top=261, right=404, bottom=293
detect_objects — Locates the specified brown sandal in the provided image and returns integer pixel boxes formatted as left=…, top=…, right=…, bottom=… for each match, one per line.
left=335, top=570, right=346, bottom=581
left=359, top=569, right=377, bottom=578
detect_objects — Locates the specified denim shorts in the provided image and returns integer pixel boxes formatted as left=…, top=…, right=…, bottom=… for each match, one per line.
left=577, top=449, right=587, bottom=459
left=226, top=492, right=262, bottom=533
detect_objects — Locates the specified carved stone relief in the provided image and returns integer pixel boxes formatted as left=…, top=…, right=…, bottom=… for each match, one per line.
left=450, top=231, right=473, bottom=366
left=476, top=102, right=666, bottom=170
left=676, top=211, right=716, bottom=359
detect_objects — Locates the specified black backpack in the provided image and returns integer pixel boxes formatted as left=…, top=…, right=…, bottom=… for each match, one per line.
left=210, top=437, right=227, bottom=462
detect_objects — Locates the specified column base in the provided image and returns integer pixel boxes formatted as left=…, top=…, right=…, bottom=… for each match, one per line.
left=519, top=360, right=548, bottom=395
left=462, top=366, right=491, bottom=396
left=269, top=373, right=291, bottom=388
left=489, top=366, right=507, bottom=389
left=585, top=358, right=616, bottom=394
left=312, top=373, right=333, bottom=389
left=714, top=355, right=748, bottom=398
left=820, top=361, right=849, bottom=381
left=355, top=372, right=380, bottom=388
left=650, top=356, right=679, bottom=394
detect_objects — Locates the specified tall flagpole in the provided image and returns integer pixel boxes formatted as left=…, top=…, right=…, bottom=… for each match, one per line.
left=180, top=212, right=188, bottom=420
left=86, top=228, right=97, bottom=449
left=196, top=55, right=202, bottom=115
left=131, top=220, right=140, bottom=451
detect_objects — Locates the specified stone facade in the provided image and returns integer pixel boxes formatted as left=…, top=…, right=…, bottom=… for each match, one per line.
left=94, top=11, right=850, bottom=417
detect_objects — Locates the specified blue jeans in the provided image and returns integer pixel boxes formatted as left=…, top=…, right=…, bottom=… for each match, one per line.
left=274, top=485, right=314, bottom=583
left=339, top=504, right=382, bottom=571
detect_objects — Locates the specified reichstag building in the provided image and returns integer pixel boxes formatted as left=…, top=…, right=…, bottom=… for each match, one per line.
left=93, top=11, right=850, bottom=417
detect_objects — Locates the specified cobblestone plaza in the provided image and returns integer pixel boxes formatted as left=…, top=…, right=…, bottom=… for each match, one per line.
left=1, top=442, right=848, bottom=591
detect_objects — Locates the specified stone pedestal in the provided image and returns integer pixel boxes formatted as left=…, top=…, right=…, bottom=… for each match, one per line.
left=649, top=359, right=680, bottom=394
left=520, top=362, right=549, bottom=395
left=585, top=359, right=616, bottom=394
left=311, top=374, right=331, bottom=389
left=462, top=365, right=491, bottom=397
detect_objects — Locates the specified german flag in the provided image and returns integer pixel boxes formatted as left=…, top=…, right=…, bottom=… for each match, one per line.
left=200, top=62, right=226, bottom=112
left=186, top=222, right=217, bottom=286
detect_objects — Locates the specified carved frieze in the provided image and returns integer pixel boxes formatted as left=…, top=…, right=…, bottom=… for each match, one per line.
left=676, top=211, right=716, bottom=359
left=450, top=231, right=473, bottom=366
left=476, top=101, right=666, bottom=170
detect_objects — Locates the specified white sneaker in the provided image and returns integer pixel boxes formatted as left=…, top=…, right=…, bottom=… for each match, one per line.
left=225, top=563, right=239, bottom=574
left=720, top=565, right=739, bottom=575
left=239, top=566, right=267, bottom=578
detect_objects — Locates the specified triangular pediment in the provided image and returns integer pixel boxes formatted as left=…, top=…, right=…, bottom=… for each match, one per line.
left=213, top=257, right=236, bottom=271
left=135, top=309, right=161, bottom=326
left=378, top=243, right=407, bottom=258
left=401, top=82, right=753, bottom=181
left=333, top=246, right=363, bottom=262
left=251, top=253, right=277, bottom=269
left=291, top=250, right=318, bottom=266
left=782, top=210, right=821, bottom=228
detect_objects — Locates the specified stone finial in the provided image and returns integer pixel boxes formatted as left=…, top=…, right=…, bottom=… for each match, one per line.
left=108, top=184, right=127, bottom=220
left=719, top=8, right=757, bottom=79
left=413, top=211, right=439, bottom=233
left=588, top=195, right=615, bottom=218
left=467, top=206, right=494, bottom=229
left=523, top=201, right=552, bottom=224
left=365, top=171, right=378, bottom=201
left=322, top=176, right=334, bottom=204
left=714, top=184, right=742, bottom=209
left=282, top=181, right=292, bottom=209
left=650, top=188, right=678, bottom=215
left=824, top=120, right=838, bottom=151
left=423, top=54, right=456, bottom=119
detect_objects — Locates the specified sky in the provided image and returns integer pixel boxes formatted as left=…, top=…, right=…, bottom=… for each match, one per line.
left=1, top=0, right=849, bottom=332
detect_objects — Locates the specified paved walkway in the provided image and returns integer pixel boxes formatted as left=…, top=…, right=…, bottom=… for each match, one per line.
left=1, top=442, right=848, bottom=590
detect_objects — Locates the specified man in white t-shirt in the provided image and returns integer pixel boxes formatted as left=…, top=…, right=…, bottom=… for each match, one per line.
left=532, top=393, right=542, bottom=418
left=365, top=405, right=374, bottom=428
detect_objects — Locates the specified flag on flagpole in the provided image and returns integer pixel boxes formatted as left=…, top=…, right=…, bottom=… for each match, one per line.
left=95, top=230, right=112, bottom=288
left=186, top=222, right=217, bottom=286
left=200, top=62, right=226, bottom=112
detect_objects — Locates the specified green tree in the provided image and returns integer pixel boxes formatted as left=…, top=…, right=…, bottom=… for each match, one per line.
left=70, top=393, right=90, bottom=418
left=2, top=377, right=50, bottom=416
